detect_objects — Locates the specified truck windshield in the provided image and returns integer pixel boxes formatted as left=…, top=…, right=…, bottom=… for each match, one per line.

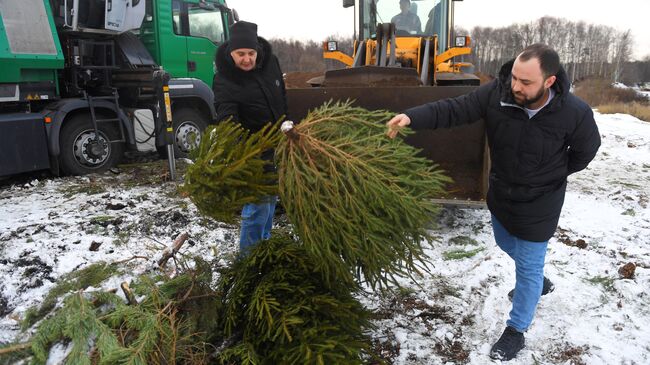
left=187, top=5, right=226, bottom=44
left=361, top=0, right=449, bottom=50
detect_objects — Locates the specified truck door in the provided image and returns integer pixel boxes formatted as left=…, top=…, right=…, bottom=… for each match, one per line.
left=156, top=0, right=189, bottom=78
left=105, top=0, right=146, bottom=32
left=184, top=2, right=226, bottom=88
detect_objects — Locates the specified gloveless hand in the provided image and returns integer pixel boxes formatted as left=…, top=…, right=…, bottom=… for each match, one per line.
left=386, top=113, right=411, bottom=139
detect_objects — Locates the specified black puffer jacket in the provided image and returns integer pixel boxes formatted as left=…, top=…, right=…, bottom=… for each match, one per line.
left=405, top=60, right=601, bottom=241
left=213, top=37, right=287, bottom=170
left=213, top=37, right=287, bottom=131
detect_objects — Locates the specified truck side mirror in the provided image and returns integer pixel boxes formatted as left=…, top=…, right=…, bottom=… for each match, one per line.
left=343, top=0, right=354, bottom=8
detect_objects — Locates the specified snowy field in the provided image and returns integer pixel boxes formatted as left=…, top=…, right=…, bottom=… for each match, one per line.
left=1, top=112, right=649, bottom=364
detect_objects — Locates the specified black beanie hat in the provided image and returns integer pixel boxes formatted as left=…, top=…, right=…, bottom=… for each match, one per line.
left=229, top=21, right=259, bottom=50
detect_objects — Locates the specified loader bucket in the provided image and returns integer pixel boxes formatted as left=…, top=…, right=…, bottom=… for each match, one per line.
left=286, top=84, right=489, bottom=206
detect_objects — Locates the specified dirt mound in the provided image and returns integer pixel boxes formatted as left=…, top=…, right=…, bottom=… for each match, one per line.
left=284, top=72, right=324, bottom=89
left=476, top=71, right=495, bottom=85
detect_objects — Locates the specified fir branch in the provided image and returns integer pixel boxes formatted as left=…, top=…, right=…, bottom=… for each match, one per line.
left=183, top=120, right=282, bottom=224
left=22, top=262, right=121, bottom=330
left=215, top=232, right=374, bottom=364
left=277, top=101, right=451, bottom=289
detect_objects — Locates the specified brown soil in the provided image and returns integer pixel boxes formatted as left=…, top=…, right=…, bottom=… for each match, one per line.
left=284, top=71, right=324, bottom=89
left=618, top=262, right=636, bottom=279
left=556, top=228, right=588, bottom=249
left=475, top=71, right=495, bottom=85
left=550, top=343, right=589, bottom=365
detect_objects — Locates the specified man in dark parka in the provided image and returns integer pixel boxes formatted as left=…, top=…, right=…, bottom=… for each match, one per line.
left=213, top=21, right=287, bottom=252
left=387, top=44, right=600, bottom=361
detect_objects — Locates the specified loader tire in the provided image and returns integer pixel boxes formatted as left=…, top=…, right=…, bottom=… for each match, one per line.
left=59, top=113, right=125, bottom=176
left=157, top=108, right=208, bottom=159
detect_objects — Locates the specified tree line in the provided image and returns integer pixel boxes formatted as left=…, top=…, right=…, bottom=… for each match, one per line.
left=460, top=16, right=649, bottom=85
left=269, top=16, right=649, bottom=85
left=269, top=35, right=354, bottom=73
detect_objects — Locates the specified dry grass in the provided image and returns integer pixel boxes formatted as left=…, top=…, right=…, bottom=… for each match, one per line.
left=596, top=102, right=650, bottom=122
left=574, top=78, right=650, bottom=122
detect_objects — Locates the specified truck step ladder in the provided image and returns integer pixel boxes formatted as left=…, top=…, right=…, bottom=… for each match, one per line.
left=84, top=90, right=126, bottom=144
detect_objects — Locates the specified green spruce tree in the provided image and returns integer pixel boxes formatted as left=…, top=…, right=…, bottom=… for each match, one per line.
left=277, top=101, right=451, bottom=289
left=215, top=232, right=374, bottom=365
left=182, top=120, right=281, bottom=224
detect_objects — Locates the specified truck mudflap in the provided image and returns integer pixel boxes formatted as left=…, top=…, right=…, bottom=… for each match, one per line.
left=286, top=85, right=488, bottom=204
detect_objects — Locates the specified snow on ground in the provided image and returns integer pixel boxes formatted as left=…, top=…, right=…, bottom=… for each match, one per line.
left=1, top=113, right=649, bottom=364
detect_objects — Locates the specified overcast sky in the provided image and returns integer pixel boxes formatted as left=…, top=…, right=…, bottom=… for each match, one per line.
left=226, top=0, right=649, bottom=60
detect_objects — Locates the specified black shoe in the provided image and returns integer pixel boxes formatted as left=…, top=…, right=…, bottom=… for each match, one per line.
left=489, top=326, right=525, bottom=361
left=508, top=276, right=555, bottom=301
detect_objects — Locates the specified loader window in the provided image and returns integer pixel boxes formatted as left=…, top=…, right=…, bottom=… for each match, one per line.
left=187, top=5, right=225, bottom=44
left=361, top=0, right=448, bottom=48
left=0, top=0, right=57, bottom=55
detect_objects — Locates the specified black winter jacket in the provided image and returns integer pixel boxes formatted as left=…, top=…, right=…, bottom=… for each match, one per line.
left=405, top=60, right=601, bottom=241
left=213, top=37, right=287, bottom=171
left=213, top=37, right=287, bottom=131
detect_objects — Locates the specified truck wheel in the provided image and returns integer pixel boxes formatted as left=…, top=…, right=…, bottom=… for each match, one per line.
left=59, top=114, right=125, bottom=175
left=158, top=108, right=208, bottom=159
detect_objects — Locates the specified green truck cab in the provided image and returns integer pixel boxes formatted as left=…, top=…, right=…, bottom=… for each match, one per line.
left=141, top=0, right=230, bottom=88
left=0, top=0, right=233, bottom=177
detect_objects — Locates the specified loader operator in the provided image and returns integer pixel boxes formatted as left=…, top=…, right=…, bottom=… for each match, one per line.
left=391, top=0, right=421, bottom=34
left=387, top=44, right=600, bottom=361
left=213, top=21, right=288, bottom=253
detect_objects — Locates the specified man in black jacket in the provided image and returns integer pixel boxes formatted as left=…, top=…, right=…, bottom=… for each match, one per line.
left=213, top=21, right=288, bottom=252
left=387, top=44, right=600, bottom=361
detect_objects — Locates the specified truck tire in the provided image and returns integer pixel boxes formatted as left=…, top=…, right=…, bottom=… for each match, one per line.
left=59, top=113, right=125, bottom=175
left=158, top=108, right=208, bottom=159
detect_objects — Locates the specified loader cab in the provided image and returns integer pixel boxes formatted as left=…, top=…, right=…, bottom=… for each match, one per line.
left=330, top=0, right=476, bottom=86
left=359, top=0, right=450, bottom=54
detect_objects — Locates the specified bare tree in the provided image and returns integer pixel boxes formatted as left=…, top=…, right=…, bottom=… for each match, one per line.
left=465, top=17, right=642, bottom=84
left=268, top=18, right=648, bottom=86
left=612, top=30, right=633, bottom=83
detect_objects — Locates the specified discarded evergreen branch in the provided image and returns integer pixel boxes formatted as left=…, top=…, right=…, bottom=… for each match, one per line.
left=120, top=281, right=138, bottom=305
left=21, top=262, right=120, bottom=330
left=158, top=231, right=190, bottom=268
left=214, top=231, right=375, bottom=364
left=23, top=258, right=219, bottom=365
left=442, top=247, right=486, bottom=260
left=0, top=342, right=31, bottom=355
left=182, top=120, right=282, bottom=224
left=276, top=101, right=451, bottom=289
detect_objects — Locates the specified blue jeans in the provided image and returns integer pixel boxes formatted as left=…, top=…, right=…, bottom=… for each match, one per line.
left=491, top=215, right=548, bottom=333
left=239, top=196, right=278, bottom=252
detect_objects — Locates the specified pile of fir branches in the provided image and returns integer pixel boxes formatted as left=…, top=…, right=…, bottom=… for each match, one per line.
left=10, top=259, right=220, bottom=365
left=7, top=239, right=376, bottom=364
left=182, top=120, right=281, bottom=224
left=215, top=231, right=375, bottom=364
left=276, top=101, right=451, bottom=289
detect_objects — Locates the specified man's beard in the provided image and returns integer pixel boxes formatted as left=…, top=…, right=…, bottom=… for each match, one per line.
left=513, top=86, right=546, bottom=108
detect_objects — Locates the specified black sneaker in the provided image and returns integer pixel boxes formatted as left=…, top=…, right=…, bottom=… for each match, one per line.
left=489, top=326, right=525, bottom=361
left=508, top=276, right=555, bottom=301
